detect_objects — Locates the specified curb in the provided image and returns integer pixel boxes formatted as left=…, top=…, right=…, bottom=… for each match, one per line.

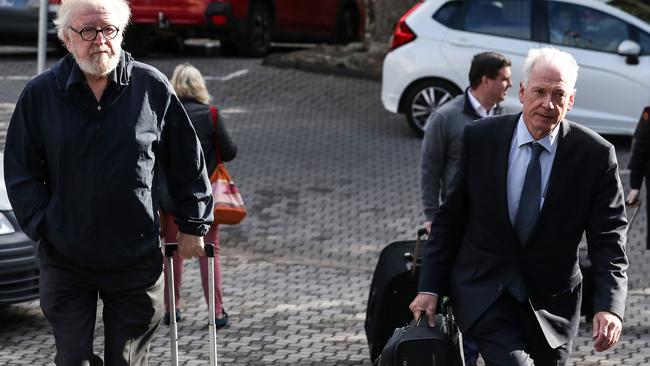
left=262, top=53, right=382, bottom=81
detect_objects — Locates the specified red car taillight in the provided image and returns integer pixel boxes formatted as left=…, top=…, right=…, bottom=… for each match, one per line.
left=211, top=15, right=227, bottom=26
left=390, top=1, right=423, bottom=51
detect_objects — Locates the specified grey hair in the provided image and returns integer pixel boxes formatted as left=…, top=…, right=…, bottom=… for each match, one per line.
left=171, top=63, right=212, bottom=105
left=522, top=47, right=579, bottom=89
left=54, top=0, right=131, bottom=42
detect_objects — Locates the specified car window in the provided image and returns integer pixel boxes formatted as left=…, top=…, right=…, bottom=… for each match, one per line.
left=433, top=0, right=463, bottom=28
left=607, top=0, right=650, bottom=24
left=640, top=29, right=650, bottom=55
left=464, top=0, right=531, bottom=40
left=546, top=2, right=630, bottom=53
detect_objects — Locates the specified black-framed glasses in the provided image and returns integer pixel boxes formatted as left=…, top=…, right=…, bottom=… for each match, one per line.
left=69, top=25, right=120, bottom=41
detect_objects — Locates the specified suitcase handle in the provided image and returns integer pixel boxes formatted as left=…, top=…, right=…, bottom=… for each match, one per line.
left=410, top=228, right=428, bottom=275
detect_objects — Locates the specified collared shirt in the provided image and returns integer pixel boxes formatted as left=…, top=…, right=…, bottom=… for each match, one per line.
left=467, top=89, right=496, bottom=118
left=4, top=51, right=213, bottom=270
left=507, top=115, right=560, bottom=225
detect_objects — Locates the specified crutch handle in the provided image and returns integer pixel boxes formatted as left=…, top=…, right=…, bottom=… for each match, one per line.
left=165, top=243, right=178, bottom=257
left=204, top=242, right=215, bottom=257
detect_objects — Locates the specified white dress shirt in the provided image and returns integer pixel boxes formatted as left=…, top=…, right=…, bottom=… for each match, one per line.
left=467, top=90, right=497, bottom=117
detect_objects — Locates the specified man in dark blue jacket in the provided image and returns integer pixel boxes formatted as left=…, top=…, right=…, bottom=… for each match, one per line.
left=3, top=0, right=213, bottom=364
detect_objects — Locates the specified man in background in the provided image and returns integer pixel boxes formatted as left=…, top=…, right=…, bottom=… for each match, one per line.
left=421, top=51, right=514, bottom=235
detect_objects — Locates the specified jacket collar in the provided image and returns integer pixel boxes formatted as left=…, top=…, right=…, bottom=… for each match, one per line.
left=462, top=87, right=505, bottom=118
left=53, top=50, right=133, bottom=92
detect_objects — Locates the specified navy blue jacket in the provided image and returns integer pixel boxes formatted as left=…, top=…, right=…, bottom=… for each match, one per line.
left=4, top=51, right=213, bottom=269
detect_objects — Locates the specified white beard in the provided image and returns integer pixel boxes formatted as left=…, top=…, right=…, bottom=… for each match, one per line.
left=74, top=48, right=120, bottom=77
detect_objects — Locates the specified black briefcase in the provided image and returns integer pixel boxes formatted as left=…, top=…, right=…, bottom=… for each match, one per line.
left=377, top=308, right=463, bottom=366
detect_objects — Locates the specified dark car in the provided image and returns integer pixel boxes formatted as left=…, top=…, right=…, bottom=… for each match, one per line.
left=0, top=0, right=60, bottom=46
left=125, top=0, right=365, bottom=56
left=0, top=153, right=39, bottom=305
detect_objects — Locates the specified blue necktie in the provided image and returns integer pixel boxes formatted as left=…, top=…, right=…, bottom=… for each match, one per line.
left=508, top=142, right=544, bottom=302
left=515, top=142, right=545, bottom=245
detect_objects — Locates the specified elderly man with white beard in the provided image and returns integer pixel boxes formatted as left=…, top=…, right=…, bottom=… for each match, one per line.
left=3, top=0, right=214, bottom=364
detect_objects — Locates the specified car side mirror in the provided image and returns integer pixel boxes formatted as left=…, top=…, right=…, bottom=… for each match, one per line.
left=618, top=39, right=641, bottom=65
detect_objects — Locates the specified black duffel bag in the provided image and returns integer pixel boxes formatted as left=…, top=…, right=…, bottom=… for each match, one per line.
left=376, top=303, right=463, bottom=366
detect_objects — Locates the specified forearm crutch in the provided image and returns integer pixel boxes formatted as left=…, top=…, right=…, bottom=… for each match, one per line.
left=164, top=242, right=218, bottom=366
left=164, top=243, right=180, bottom=366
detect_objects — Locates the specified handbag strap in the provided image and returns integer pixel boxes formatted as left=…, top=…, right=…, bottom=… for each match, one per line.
left=209, top=105, right=222, bottom=164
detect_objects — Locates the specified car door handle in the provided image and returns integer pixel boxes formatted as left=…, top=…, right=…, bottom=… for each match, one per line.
left=448, top=38, right=472, bottom=47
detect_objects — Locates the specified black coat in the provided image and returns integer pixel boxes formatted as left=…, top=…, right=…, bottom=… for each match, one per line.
left=3, top=52, right=213, bottom=269
left=419, top=114, right=629, bottom=349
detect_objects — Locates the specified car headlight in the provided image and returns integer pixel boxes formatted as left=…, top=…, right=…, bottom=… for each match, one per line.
left=0, top=212, right=16, bottom=235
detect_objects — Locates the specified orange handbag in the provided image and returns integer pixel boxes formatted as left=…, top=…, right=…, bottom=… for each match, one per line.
left=209, top=106, right=247, bottom=225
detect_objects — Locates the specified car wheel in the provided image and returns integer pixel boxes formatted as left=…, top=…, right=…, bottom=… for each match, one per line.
left=335, top=5, right=359, bottom=44
left=239, top=1, right=272, bottom=57
left=403, top=80, right=461, bottom=136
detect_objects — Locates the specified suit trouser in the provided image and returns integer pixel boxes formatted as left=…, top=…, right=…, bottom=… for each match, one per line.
left=38, top=242, right=165, bottom=366
left=466, top=292, right=571, bottom=366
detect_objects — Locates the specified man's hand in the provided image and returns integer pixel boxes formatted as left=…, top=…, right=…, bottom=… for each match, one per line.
left=592, top=311, right=622, bottom=352
left=177, top=232, right=205, bottom=259
left=409, top=293, right=438, bottom=327
left=626, top=189, right=641, bottom=206
left=424, top=221, right=432, bottom=235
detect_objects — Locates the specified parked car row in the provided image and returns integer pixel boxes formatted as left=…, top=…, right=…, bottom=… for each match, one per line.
left=381, top=0, right=650, bottom=136
left=0, top=0, right=60, bottom=46
left=0, top=0, right=365, bottom=57
left=126, top=0, right=365, bottom=56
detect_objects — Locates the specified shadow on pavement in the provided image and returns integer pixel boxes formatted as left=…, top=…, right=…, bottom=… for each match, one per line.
left=0, top=302, right=48, bottom=332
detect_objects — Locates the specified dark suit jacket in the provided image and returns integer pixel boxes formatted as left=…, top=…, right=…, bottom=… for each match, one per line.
left=419, top=113, right=629, bottom=348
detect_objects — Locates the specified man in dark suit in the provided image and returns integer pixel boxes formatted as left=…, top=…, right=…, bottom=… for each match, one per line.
left=410, top=47, right=629, bottom=365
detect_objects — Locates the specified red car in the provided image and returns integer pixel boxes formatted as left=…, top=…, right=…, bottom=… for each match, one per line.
left=125, top=0, right=365, bottom=56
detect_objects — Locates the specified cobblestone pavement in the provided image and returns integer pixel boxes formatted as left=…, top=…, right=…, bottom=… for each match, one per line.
left=0, top=48, right=648, bottom=366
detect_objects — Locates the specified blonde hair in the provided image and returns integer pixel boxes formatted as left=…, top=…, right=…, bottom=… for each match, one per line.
left=55, top=0, right=131, bottom=42
left=171, top=63, right=211, bottom=105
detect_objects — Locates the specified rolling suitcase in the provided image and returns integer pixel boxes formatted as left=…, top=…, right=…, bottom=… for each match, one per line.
left=165, top=242, right=219, bottom=366
left=365, top=229, right=428, bottom=363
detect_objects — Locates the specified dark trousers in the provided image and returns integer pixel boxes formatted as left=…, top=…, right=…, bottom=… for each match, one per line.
left=38, top=243, right=165, bottom=366
left=466, top=292, right=571, bottom=366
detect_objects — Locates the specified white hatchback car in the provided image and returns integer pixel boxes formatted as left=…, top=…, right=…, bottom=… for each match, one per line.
left=381, top=0, right=650, bottom=136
